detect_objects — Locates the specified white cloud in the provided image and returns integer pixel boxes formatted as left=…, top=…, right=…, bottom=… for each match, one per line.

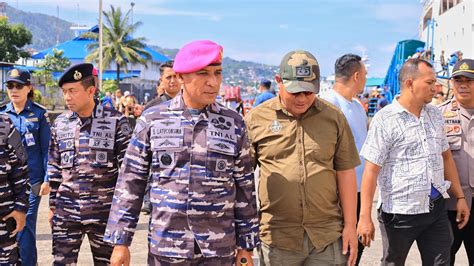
left=279, top=24, right=289, bottom=30
left=352, top=44, right=368, bottom=54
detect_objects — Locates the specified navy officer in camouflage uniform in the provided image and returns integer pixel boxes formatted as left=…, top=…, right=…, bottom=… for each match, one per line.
left=0, top=114, right=29, bottom=265
left=48, top=63, right=132, bottom=265
left=105, top=40, right=259, bottom=266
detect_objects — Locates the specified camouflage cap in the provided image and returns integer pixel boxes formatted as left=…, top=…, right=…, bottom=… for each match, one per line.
left=451, top=59, right=474, bottom=79
left=279, top=50, right=320, bottom=93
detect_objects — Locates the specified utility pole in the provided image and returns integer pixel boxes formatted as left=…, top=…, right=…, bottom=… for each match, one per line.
left=99, top=0, right=103, bottom=91
left=130, top=2, right=135, bottom=36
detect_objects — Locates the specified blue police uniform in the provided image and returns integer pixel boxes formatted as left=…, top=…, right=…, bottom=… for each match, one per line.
left=0, top=99, right=51, bottom=266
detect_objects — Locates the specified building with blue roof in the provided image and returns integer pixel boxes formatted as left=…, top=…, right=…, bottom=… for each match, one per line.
left=28, top=25, right=170, bottom=102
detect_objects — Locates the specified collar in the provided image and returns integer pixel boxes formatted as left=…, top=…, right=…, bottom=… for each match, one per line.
left=268, top=95, right=322, bottom=116
left=5, top=99, right=34, bottom=114
left=392, top=99, right=429, bottom=117
left=66, top=101, right=103, bottom=120
left=169, top=92, right=221, bottom=114
left=450, top=99, right=460, bottom=111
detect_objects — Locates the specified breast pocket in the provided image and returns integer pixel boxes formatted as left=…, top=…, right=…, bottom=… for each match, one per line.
left=151, top=147, right=185, bottom=183
left=206, top=148, right=235, bottom=183
left=89, top=148, right=114, bottom=168
left=26, top=121, right=39, bottom=133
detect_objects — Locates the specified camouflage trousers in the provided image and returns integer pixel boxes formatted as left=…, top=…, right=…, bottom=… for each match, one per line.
left=0, top=220, right=20, bottom=265
left=52, top=217, right=113, bottom=266
left=147, top=254, right=234, bottom=266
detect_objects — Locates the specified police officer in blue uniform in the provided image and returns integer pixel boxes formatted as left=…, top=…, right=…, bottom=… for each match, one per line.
left=1, top=68, right=51, bottom=266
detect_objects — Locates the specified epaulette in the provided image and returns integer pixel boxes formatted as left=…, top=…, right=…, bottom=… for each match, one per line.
left=437, top=99, right=451, bottom=108
left=32, top=101, right=48, bottom=110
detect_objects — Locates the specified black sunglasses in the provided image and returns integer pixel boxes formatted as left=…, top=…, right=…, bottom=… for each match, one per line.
left=6, top=83, right=26, bottom=90
left=290, top=91, right=314, bottom=97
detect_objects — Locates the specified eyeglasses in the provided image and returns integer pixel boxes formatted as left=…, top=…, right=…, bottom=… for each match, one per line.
left=6, top=83, right=25, bottom=90
left=290, top=91, right=314, bottom=97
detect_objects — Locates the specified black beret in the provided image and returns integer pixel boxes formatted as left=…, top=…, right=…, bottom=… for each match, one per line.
left=58, top=63, right=94, bottom=87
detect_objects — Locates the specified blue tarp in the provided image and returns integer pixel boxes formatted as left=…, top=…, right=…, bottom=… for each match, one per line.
left=51, top=70, right=141, bottom=81
left=382, top=40, right=425, bottom=102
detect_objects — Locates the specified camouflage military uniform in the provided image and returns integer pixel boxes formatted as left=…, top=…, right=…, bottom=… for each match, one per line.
left=104, top=95, right=259, bottom=262
left=0, top=114, right=29, bottom=265
left=48, top=104, right=131, bottom=265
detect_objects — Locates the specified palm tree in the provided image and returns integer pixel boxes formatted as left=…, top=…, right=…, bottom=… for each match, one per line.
left=85, top=5, right=151, bottom=85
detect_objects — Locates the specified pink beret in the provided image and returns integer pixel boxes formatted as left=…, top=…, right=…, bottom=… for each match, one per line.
left=173, top=40, right=223, bottom=74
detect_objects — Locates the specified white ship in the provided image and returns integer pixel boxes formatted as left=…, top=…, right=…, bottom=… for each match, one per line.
left=419, top=0, right=473, bottom=61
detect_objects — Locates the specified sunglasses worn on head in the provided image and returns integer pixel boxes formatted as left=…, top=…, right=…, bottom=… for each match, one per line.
left=6, top=83, right=25, bottom=90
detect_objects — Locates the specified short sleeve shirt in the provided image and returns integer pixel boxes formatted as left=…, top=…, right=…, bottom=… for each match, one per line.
left=361, top=100, right=451, bottom=214
left=245, top=96, right=360, bottom=251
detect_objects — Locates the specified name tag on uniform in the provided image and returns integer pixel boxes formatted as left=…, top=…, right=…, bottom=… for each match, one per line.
left=151, top=119, right=183, bottom=138
left=25, top=132, right=35, bottom=146
left=26, top=117, right=38, bottom=122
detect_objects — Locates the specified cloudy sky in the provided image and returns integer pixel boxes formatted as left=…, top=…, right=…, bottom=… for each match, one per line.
left=5, top=0, right=423, bottom=77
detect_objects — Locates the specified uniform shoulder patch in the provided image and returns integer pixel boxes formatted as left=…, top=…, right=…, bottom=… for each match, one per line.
left=32, top=101, right=47, bottom=110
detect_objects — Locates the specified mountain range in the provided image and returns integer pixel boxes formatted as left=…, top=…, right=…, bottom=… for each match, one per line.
left=3, top=3, right=277, bottom=86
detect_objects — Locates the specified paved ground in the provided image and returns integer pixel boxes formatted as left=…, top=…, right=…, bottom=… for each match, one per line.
left=36, top=197, right=468, bottom=265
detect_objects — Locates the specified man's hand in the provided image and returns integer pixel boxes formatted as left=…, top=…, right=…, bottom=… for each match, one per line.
left=455, top=198, right=470, bottom=229
left=48, top=209, right=54, bottom=228
left=39, top=182, right=51, bottom=196
left=357, top=215, right=375, bottom=248
left=236, top=249, right=253, bottom=266
left=3, top=210, right=26, bottom=235
left=110, top=245, right=130, bottom=266
left=342, top=224, right=358, bottom=266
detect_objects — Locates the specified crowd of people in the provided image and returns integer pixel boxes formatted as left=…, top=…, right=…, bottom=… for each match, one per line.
left=0, top=39, right=473, bottom=266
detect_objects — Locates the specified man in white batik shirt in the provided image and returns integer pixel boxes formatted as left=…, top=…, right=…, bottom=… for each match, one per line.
left=357, top=58, right=470, bottom=266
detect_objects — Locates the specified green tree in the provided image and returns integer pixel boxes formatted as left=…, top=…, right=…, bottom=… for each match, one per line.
left=0, top=17, right=32, bottom=62
left=85, top=5, right=151, bottom=86
left=33, top=48, right=71, bottom=109
left=101, top=80, right=118, bottom=95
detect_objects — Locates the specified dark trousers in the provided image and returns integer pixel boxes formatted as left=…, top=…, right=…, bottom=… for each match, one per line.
left=355, top=192, right=365, bottom=265
left=52, top=217, right=113, bottom=265
left=142, top=181, right=151, bottom=211
left=378, top=198, right=453, bottom=266
left=448, top=198, right=474, bottom=266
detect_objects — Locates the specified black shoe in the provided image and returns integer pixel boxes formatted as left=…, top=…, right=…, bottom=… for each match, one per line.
left=141, top=207, right=150, bottom=214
